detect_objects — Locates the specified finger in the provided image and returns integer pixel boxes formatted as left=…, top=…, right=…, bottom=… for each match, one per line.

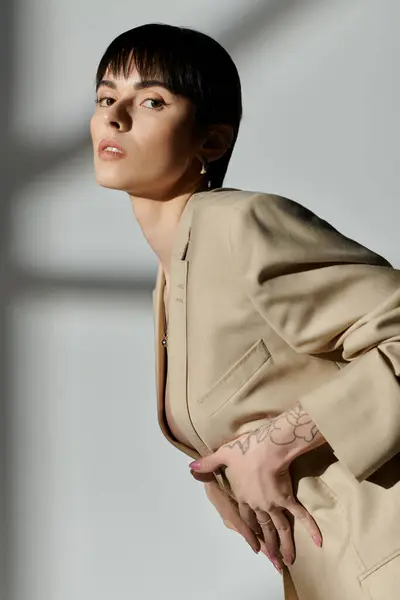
left=287, top=501, right=323, bottom=548
left=204, top=485, right=260, bottom=554
left=257, top=536, right=284, bottom=576
left=258, top=537, right=274, bottom=563
left=230, top=519, right=261, bottom=554
left=268, top=508, right=295, bottom=567
left=238, top=502, right=262, bottom=535
left=190, top=470, right=215, bottom=483
left=189, top=452, right=226, bottom=474
left=254, top=510, right=283, bottom=573
left=223, top=519, right=238, bottom=533
left=276, top=470, right=323, bottom=548
left=222, top=509, right=260, bottom=554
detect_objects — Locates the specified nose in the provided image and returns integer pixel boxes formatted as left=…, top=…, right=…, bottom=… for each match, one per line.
left=104, top=101, right=132, bottom=132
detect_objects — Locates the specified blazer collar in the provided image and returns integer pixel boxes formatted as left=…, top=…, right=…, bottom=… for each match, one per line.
left=170, top=185, right=235, bottom=259
left=170, top=189, right=207, bottom=260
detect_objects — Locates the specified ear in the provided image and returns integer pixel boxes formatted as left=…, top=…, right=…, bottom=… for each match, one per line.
left=199, top=124, right=234, bottom=165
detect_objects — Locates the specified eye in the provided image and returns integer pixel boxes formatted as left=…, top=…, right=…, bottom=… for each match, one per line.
left=141, top=97, right=166, bottom=110
left=95, top=96, right=115, bottom=107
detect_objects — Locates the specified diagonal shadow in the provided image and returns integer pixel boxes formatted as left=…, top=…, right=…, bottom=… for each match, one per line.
left=0, top=2, right=322, bottom=599
left=219, top=0, right=320, bottom=52
left=4, top=0, right=322, bottom=297
left=6, top=0, right=321, bottom=203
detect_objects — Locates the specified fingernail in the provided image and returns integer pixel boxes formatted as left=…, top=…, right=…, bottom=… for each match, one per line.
left=284, top=555, right=294, bottom=566
left=313, top=536, right=322, bottom=548
left=189, top=461, right=200, bottom=469
left=249, top=541, right=259, bottom=554
left=273, top=561, right=283, bottom=574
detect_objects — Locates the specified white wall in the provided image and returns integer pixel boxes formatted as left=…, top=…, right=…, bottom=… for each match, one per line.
left=2, top=1, right=399, bottom=599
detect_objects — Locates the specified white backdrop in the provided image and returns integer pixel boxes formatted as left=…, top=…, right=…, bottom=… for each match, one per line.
left=2, top=1, right=399, bottom=599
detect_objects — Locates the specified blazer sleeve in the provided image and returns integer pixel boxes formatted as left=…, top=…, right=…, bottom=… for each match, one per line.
left=228, top=192, right=400, bottom=482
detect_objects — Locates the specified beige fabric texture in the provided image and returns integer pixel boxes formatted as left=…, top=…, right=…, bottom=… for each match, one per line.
left=152, top=188, right=400, bottom=600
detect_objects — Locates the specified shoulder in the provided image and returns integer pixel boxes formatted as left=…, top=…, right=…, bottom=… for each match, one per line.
left=194, top=187, right=275, bottom=211
left=195, top=187, right=391, bottom=269
left=191, top=188, right=278, bottom=230
left=195, top=187, right=323, bottom=221
left=194, top=188, right=340, bottom=237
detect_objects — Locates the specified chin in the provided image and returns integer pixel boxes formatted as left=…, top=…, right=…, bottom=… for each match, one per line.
left=96, top=178, right=130, bottom=191
left=94, top=170, right=134, bottom=192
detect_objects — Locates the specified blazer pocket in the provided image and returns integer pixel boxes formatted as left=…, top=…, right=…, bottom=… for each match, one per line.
left=197, top=339, right=272, bottom=417
left=359, top=548, right=400, bottom=600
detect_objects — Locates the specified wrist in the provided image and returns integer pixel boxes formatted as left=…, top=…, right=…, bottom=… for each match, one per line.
left=271, top=403, right=327, bottom=468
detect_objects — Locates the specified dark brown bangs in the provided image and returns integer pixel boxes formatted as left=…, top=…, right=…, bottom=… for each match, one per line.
left=95, top=25, right=206, bottom=106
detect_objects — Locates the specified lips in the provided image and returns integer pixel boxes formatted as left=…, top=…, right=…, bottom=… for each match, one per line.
left=98, top=138, right=126, bottom=157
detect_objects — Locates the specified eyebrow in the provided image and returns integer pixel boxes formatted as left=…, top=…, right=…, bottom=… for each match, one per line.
left=95, top=79, right=171, bottom=93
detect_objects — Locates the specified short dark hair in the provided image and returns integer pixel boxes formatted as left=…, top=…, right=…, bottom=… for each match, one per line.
left=95, top=23, right=242, bottom=189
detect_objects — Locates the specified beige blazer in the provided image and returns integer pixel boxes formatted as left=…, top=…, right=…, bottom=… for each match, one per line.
left=152, top=188, right=400, bottom=600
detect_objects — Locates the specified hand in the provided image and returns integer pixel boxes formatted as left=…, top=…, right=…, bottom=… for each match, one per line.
left=203, top=480, right=260, bottom=551
left=200, top=477, right=284, bottom=573
left=189, top=406, right=324, bottom=567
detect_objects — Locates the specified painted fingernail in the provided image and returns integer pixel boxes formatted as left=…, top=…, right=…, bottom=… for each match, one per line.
left=313, top=536, right=322, bottom=548
left=189, top=461, right=200, bottom=469
left=273, top=561, right=283, bottom=574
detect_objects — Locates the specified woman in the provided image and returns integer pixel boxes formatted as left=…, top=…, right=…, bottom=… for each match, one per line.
left=90, top=23, right=400, bottom=600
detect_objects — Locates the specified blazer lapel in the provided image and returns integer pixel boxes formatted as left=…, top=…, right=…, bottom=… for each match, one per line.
left=153, top=265, right=193, bottom=455
left=152, top=189, right=238, bottom=498
left=153, top=266, right=204, bottom=459
left=153, top=264, right=170, bottom=445
left=153, top=191, right=211, bottom=459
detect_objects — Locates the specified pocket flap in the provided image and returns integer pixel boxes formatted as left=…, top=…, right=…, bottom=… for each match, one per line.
left=198, top=339, right=271, bottom=416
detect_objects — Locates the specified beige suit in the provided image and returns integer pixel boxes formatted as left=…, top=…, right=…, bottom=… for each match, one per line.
left=152, top=188, right=400, bottom=600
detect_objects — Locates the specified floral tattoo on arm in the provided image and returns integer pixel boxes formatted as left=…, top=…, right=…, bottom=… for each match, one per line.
left=224, top=403, right=319, bottom=456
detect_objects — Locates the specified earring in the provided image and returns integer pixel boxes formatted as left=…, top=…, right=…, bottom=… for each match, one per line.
left=200, top=160, right=209, bottom=175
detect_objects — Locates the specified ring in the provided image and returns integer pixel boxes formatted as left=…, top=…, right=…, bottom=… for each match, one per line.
left=257, top=517, right=273, bottom=525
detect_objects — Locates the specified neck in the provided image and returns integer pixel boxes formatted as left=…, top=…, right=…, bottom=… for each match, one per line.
left=128, top=187, right=200, bottom=281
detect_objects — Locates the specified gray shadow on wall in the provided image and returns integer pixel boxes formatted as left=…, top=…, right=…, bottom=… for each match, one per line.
left=0, top=1, right=322, bottom=599
left=219, top=0, right=319, bottom=52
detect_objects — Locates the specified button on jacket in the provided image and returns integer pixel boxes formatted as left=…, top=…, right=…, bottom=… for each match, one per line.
left=152, top=188, right=400, bottom=600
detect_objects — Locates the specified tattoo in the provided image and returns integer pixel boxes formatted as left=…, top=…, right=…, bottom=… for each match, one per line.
left=224, top=404, right=318, bottom=456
